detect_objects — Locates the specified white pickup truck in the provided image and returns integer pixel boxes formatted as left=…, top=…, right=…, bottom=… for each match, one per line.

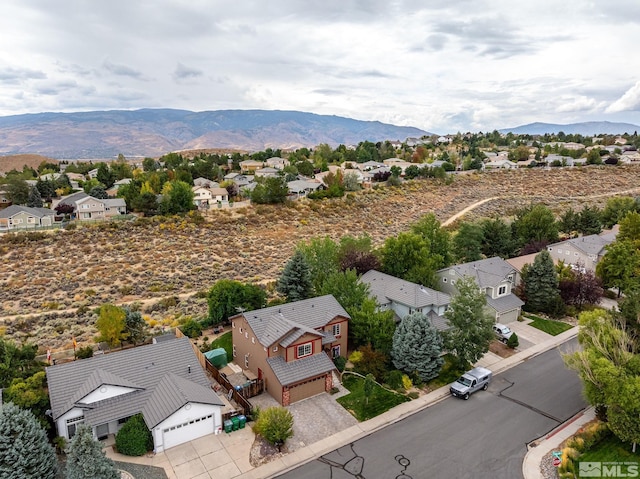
left=449, top=367, right=492, bottom=400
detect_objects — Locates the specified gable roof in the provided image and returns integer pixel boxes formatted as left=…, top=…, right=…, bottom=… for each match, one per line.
left=237, top=295, right=349, bottom=348
left=549, top=234, right=613, bottom=257
left=0, top=205, right=55, bottom=219
left=46, top=336, right=223, bottom=429
left=438, top=257, right=516, bottom=289
left=266, top=353, right=336, bottom=386
left=360, top=270, right=451, bottom=308
left=58, top=191, right=89, bottom=206
left=486, top=294, right=524, bottom=314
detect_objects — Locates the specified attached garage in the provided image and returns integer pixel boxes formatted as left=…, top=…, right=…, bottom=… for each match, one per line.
left=162, top=413, right=215, bottom=450
left=288, top=375, right=327, bottom=404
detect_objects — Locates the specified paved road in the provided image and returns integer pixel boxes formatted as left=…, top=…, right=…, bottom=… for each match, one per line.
left=277, top=338, right=585, bottom=479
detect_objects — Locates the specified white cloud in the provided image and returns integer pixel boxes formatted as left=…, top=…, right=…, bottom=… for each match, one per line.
left=0, top=1, right=638, bottom=131
left=606, top=82, right=640, bottom=113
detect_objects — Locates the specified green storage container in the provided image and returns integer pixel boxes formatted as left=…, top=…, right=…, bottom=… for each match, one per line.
left=231, top=416, right=240, bottom=431
left=237, top=415, right=246, bottom=429
left=224, top=419, right=233, bottom=433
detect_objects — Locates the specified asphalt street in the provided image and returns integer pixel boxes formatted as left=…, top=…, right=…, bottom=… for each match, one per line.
left=277, top=338, right=586, bottom=479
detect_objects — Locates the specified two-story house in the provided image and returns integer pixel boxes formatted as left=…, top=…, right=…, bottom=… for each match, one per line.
left=546, top=229, right=617, bottom=271
left=54, top=192, right=127, bottom=220
left=229, top=295, right=349, bottom=406
left=360, top=270, right=451, bottom=331
left=436, top=257, right=524, bottom=324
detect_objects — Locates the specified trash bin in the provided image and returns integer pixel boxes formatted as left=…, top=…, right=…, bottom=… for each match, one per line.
left=224, top=419, right=233, bottom=433
left=231, top=416, right=240, bottom=431
left=237, top=415, right=246, bottom=429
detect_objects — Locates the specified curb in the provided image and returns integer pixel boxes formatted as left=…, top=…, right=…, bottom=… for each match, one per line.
left=238, top=326, right=580, bottom=479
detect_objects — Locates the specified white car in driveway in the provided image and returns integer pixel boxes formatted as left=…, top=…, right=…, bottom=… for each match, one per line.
left=493, top=323, right=513, bottom=343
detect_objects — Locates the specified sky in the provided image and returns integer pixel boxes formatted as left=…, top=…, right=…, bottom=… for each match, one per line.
left=1, top=0, right=640, bottom=134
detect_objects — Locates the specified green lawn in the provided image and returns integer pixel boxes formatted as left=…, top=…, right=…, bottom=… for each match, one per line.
left=526, top=315, right=573, bottom=336
left=579, top=434, right=640, bottom=463
left=337, top=373, right=410, bottom=421
left=209, top=331, right=232, bottom=362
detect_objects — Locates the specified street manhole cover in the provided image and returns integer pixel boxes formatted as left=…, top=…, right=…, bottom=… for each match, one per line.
left=119, top=470, right=134, bottom=479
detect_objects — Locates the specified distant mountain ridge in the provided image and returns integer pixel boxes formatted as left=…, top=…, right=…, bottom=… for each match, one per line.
left=0, top=109, right=430, bottom=159
left=500, top=121, right=640, bottom=136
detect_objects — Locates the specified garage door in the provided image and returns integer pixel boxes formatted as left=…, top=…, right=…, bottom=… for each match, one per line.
left=162, top=414, right=214, bottom=450
left=289, top=375, right=326, bottom=404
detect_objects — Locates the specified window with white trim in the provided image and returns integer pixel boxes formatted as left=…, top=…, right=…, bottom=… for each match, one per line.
left=251, top=337, right=255, bottom=344
left=443, top=277, right=447, bottom=283
left=244, top=353, right=249, bottom=368
left=498, top=285, right=507, bottom=296
left=272, top=346, right=278, bottom=352
left=331, top=323, right=340, bottom=337
left=297, top=342, right=312, bottom=358
left=232, top=344, right=236, bottom=358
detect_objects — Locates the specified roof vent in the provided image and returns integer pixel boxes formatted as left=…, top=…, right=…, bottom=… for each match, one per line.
left=188, top=365, right=191, bottom=374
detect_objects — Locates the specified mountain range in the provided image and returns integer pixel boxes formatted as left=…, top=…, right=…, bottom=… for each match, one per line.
left=500, top=121, right=640, bottom=136
left=0, top=109, right=430, bottom=159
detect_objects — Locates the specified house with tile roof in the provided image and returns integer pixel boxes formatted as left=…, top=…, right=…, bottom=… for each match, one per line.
left=0, top=205, right=57, bottom=231
left=360, top=270, right=451, bottom=331
left=436, top=257, right=524, bottom=324
left=46, top=336, right=224, bottom=453
left=229, top=295, right=349, bottom=406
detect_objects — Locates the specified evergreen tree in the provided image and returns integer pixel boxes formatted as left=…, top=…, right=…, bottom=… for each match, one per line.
left=26, top=186, right=43, bottom=208
left=578, top=205, right=602, bottom=235
left=452, top=222, right=484, bottom=263
left=524, top=250, right=562, bottom=314
left=276, top=251, right=314, bottom=302
left=89, top=185, right=109, bottom=199
left=480, top=218, right=517, bottom=258
left=96, top=163, right=115, bottom=189
left=123, top=308, right=147, bottom=345
left=0, top=402, right=57, bottom=479
left=443, top=276, right=495, bottom=368
left=66, top=424, right=119, bottom=479
left=391, top=312, right=444, bottom=382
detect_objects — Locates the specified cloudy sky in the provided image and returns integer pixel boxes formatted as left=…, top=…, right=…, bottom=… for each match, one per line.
left=1, top=0, right=639, bottom=133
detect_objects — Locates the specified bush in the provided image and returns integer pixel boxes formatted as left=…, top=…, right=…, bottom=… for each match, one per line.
left=352, top=344, right=390, bottom=382
left=76, top=346, right=94, bottom=359
left=115, top=414, right=153, bottom=456
left=333, top=355, right=347, bottom=372
left=180, top=318, right=203, bottom=338
left=506, top=332, right=519, bottom=349
left=385, top=370, right=404, bottom=390
left=252, top=406, right=293, bottom=450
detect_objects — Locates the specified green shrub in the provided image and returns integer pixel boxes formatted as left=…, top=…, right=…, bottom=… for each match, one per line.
left=180, top=318, right=203, bottom=338
left=76, top=346, right=94, bottom=359
left=333, top=356, right=347, bottom=372
left=408, top=391, right=419, bottom=400
left=115, top=414, right=153, bottom=456
left=506, top=332, right=519, bottom=349
left=252, top=407, right=293, bottom=450
left=385, top=370, right=404, bottom=390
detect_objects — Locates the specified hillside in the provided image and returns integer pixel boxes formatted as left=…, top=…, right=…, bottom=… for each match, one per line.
left=0, top=109, right=430, bottom=159
left=500, top=121, right=640, bottom=136
left=0, top=154, right=57, bottom=175
left=2, top=166, right=640, bottom=351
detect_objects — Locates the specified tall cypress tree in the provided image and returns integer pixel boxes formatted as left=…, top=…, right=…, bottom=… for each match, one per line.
left=276, top=250, right=314, bottom=302
left=66, top=424, right=120, bottom=479
left=391, top=312, right=444, bottom=382
left=0, top=402, right=57, bottom=479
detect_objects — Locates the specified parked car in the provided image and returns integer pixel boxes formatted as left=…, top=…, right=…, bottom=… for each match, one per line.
left=450, top=367, right=492, bottom=400
left=493, top=323, right=513, bottom=343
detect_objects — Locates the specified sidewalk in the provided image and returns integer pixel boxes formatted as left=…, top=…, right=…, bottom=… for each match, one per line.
left=522, top=407, right=596, bottom=479
left=236, top=326, right=580, bottom=479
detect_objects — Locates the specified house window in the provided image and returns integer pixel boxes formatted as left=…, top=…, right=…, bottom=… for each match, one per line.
left=251, top=337, right=255, bottom=344
left=272, top=346, right=278, bottom=352
left=244, top=332, right=248, bottom=339
left=244, top=354, right=249, bottom=368
left=239, top=327, right=243, bottom=333
left=332, top=345, right=341, bottom=358
left=566, top=250, right=570, bottom=255
left=498, top=285, right=507, bottom=296
left=331, top=323, right=341, bottom=337
left=296, top=342, right=312, bottom=358
left=232, top=344, right=236, bottom=358
left=66, top=415, right=85, bottom=439
left=232, top=321, right=235, bottom=328
left=574, top=252, right=579, bottom=256
left=27, top=217, right=35, bottom=224
left=547, top=247, right=552, bottom=252
left=451, top=279, right=456, bottom=285
left=443, top=277, right=447, bottom=283
left=507, top=274, right=513, bottom=281
left=558, top=249, right=562, bottom=254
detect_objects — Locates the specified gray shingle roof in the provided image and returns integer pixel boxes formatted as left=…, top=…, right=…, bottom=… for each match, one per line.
left=360, top=270, right=451, bottom=308
left=439, top=257, right=516, bottom=289
left=240, top=295, right=349, bottom=348
left=46, top=336, right=223, bottom=429
left=0, top=205, right=56, bottom=219
left=426, top=310, right=450, bottom=332
left=486, top=294, right=524, bottom=314
left=266, top=353, right=336, bottom=386
left=552, top=235, right=612, bottom=256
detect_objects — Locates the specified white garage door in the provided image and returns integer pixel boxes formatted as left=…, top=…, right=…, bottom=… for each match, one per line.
left=162, top=414, right=214, bottom=450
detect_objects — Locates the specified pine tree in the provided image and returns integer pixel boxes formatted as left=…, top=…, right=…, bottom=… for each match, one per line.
left=26, top=186, right=43, bottom=208
left=276, top=250, right=314, bottom=302
left=391, top=312, right=444, bottom=382
left=0, top=402, right=57, bottom=479
left=524, top=250, right=561, bottom=314
left=443, top=276, right=495, bottom=368
left=66, top=424, right=120, bottom=479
